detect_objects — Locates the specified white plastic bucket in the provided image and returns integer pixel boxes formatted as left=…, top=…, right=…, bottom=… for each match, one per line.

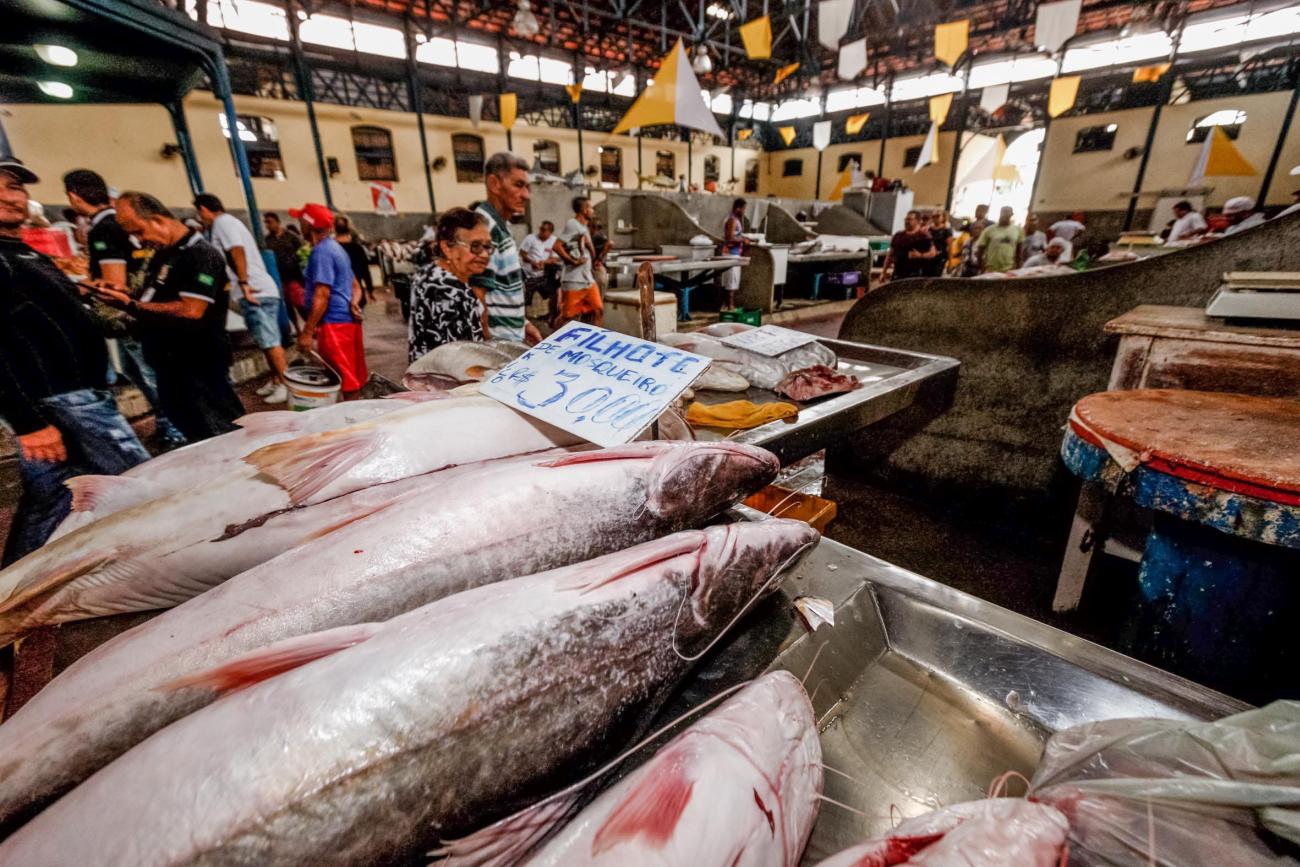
left=284, top=363, right=341, bottom=411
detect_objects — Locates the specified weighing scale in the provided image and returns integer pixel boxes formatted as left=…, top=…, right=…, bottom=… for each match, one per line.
left=1206, top=271, right=1300, bottom=321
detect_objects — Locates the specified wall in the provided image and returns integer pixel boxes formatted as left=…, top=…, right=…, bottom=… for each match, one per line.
left=761, top=133, right=953, bottom=208
left=1035, top=106, right=1153, bottom=214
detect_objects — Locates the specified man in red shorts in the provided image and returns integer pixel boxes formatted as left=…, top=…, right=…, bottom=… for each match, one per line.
left=290, top=203, right=368, bottom=396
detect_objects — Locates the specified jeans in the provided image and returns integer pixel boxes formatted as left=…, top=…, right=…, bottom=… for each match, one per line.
left=3, top=388, right=150, bottom=565
left=115, top=337, right=186, bottom=444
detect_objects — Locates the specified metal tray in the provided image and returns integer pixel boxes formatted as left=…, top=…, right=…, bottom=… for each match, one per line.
left=689, top=337, right=959, bottom=466
left=661, top=515, right=1246, bottom=863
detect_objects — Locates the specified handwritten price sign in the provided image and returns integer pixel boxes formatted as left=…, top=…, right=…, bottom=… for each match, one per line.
left=479, top=322, right=708, bottom=447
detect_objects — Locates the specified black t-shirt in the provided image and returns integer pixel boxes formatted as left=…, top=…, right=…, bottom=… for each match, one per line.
left=137, top=230, right=232, bottom=369
left=85, top=208, right=136, bottom=282
left=264, top=230, right=303, bottom=284
left=890, top=230, right=935, bottom=280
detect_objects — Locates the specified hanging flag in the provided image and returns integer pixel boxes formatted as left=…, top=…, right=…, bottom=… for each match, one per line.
left=1036, top=0, right=1081, bottom=54
left=737, top=128, right=754, bottom=141
left=956, top=134, right=1001, bottom=189
left=813, top=120, right=832, bottom=151
left=565, top=82, right=583, bottom=103
left=468, top=94, right=484, bottom=128
left=1189, top=125, right=1257, bottom=185
left=369, top=181, right=397, bottom=215
left=915, top=122, right=939, bottom=172
left=1132, top=63, right=1171, bottom=83
left=499, top=93, right=517, bottom=130
left=979, top=83, right=1009, bottom=114
left=1048, top=75, right=1080, bottom=118
left=739, top=15, right=773, bottom=60
left=838, top=38, right=867, bottom=80
left=929, top=92, right=953, bottom=124
left=612, top=39, right=725, bottom=138
left=846, top=112, right=870, bottom=135
left=992, top=135, right=1019, bottom=181
left=818, top=0, right=854, bottom=51
left=774, top=62, right=800, bottom=86
left=779, top=126, right=797, bottom=146
left=829, top=164, right=855, bottom=200
left=934, top=20, right=969, bottom=67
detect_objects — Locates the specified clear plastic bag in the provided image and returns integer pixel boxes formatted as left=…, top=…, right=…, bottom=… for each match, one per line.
left=1029, top=701, right=1300, bottom=866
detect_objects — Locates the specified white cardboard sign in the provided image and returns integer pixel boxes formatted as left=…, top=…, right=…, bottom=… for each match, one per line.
left=479, top=322, right=708, bottom=447
left=720, top=324, right=818, bottom=357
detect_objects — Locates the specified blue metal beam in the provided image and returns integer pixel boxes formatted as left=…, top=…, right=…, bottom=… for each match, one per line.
left=166, top=101, right=204, bottom=196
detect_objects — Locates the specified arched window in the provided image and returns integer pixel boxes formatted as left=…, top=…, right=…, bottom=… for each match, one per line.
left=452, top=133, right=486, bottom=182
left=219, top=114, right=284, bottom=179
left=533, top=139, right=561, bottom=174
left=655, top=149, right=676, bottom=179
left=836, top=152, right=863, bottom=172
left=744, top=160, right=759, bottom=193
left=352, top=125, right=397, bottom=181
left=1187, top=109, right=1246, bottom=144
left=600, top=146, right=622, bottom=186
left=703, top=155, right=720, bottom=182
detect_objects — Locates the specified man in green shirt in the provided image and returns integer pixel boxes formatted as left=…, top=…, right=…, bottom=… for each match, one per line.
left=975, top=206, right=1024, bottom=274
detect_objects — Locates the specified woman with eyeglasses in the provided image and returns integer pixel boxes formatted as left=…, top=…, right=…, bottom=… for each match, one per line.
left=407, top=207, right=492, bottom=363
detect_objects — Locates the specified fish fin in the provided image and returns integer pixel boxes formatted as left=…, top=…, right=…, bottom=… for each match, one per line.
left=0, top=550, right=116, bottom=615
left=433, top=790, right=587, bottom=867
left=383, top=390, right=452, bottom=402
left=233, top=410, right=305, bottom=434
left=64, top=475, right=162, bottom=515
left=535, top=442, right=665, bottom=468
left=160, top=622, right=383, bottom=696
left=558, top=532, right=706, bottom=594
left=592, top=752, right=696, bottom=855
left=245, top=428, right=380, bottom=504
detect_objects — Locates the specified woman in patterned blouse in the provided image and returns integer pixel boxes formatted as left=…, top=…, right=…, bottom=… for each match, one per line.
left=407, top=207, right=491, bottom=363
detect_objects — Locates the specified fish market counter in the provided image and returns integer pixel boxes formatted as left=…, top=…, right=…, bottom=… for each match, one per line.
left=668, top=517, right=1248, bottom=863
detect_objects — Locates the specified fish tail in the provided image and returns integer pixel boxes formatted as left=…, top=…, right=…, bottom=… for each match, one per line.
left=245, top=428, right=380, bottom=504
left=232, top=410, right=305, bottom=434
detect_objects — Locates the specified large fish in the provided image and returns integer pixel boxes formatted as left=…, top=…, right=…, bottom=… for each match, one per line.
left=503, top=671, right=822, bottom=867
left=0, top=397, right=580, bottom=645
left=661, top=332, right=837, bottom=391
left=50, top=397, right=422, bottom=537
left=0, top=442, right=779, bottom=831
left=404, top=339, right=530, bottom=391
left=0, top=519, right=819, bottom=866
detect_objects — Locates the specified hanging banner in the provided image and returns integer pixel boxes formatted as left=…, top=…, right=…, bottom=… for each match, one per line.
left=737, top=128, right=754, bottom=140
left=612, top=40, right=725, bottom=138
left=1036, top=0, right=1081, bottom=54
left=468, top=94, right=484, bottom=128
left=778, top=125, right=797, bottom=146
left=499, top=93, right=518, bottom=130
left=838, top=37, right=868, bottom=80
left=1189, top=125, right=1257, bottom=185
left=1132, top=63, right=1171, bottom=83
left=812, top=120, right=832, bottom=151
left=979, top=83, right=1009, bottom=114
left=828, top=164, right=855, bottom=200
left=818, top=0, right=854, bottom=51
left=915, top=122, right=939, bottom=172
left=929, top=92, right=953, bottom=124
left=739, top=15, right=773, bottom=60
left=774, top=62, right=800, bottom=86
left=934, top=20, right=969, bottom=67
left=845, top=112, right=870, bottom=135
left=565, top=82, right=583, bottom=103
left=369, top=182, right=397, bottom=215
left=1048, top=75, right=1080, bottom=118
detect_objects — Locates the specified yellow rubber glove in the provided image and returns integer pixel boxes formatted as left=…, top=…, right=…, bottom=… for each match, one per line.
left=686, top=399, right=798, bottom=430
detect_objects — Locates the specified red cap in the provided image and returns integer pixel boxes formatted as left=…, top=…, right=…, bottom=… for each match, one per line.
left=289, top=203, right=334, bottom=230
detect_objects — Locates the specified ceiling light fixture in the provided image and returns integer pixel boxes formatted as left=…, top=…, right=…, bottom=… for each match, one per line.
left=35, top=44, right=78, bottom=67
left=692, top=44, right=713, bottom=74
left=706, top=3, right=734, bottom=20
left=38, top=81, right=74, bottom=99
left=513, top=0, right=540, bottom=38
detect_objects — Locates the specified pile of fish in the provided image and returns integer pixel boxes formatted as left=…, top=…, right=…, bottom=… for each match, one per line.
left=662, top=325, right=857, bottom=400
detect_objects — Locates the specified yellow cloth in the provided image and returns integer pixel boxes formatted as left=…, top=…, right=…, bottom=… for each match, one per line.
left=828, top=165, right=854, bottom=201
left=499, top=93, right=517, bottom=130
left=1048, top=76, right=1080, bottom=118
left=565, top=83, right=583, bottom=103
left=934, top=19, right=969, bottom=67
left=687, top=400, right=799, bottom=430
left=1205, top=125, right=1256, bottom=176
left=774, top=62, right=800, bottom=86
left=845, top=112, right=870, bottom=135
left=737, top=128, right=754, bottom=140
left=778, top=125, right=797, bottom=146
left=929, top=92, right=953, bottom=124
left=1132, top=63, right=1170, bottom=83
left=739, top=16, right=773, bottom=60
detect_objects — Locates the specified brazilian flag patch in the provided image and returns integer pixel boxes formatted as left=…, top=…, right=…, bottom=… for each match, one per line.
left=198, top=272, right=215, bottom=286
left=93, top=241, right=107, bottom=250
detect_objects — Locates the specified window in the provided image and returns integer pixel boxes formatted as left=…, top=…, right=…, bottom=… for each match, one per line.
left=703, top=155, right=720, bottom=182
left=533, top=139, right=561, bottom=174
left=655, top=149, right=675, bottom=179
left=452, top=133, right=485, bottom=183
left=1187, top=109, right=1246, bottom=143
left=783, top=158, right=803, bottom=177
left=1073, top=123, right=1118, bottom=153
left=744, top=160, right=759, bottom=193
left=218, top=114, right=284, bottom=179
left=902, top=145, right=923, bottom=168
left=600, top=147, right=622, bottom=186
left=836, top=153, right=863, bottom=172
left=351, top=125, right=397, bottom=181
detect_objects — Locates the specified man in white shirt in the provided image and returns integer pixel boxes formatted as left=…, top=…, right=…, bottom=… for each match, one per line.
left=1222, top=196, right=1266, bottom=236
left=553, top=196, right=603, bottom=328
left=1168, top=200, right=1208, bottom=242
left=194, top=193, right=288, bottom=403
left=519, top=220, right=559, bottom=310
left=1022, top=238, right=1069, bottom=268
left=1048, top=211, right=1086, bottom=260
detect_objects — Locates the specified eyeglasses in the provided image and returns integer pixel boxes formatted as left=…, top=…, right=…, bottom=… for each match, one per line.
left=452, top=240, right=492, bottom=255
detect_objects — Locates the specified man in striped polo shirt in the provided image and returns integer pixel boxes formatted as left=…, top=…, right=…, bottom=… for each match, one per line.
left=472, top=152, right=541, bottom=345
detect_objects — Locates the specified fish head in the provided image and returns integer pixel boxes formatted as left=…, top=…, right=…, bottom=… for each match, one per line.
left=645, top=442, right=779, bottom=522
left=675, top=519, right=819, bottom=652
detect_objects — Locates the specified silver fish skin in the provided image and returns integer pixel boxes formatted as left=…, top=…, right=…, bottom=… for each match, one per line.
left=661, top=332, right=836, bottom=391
left=0, top=518, right=819, bottom=867
left=0, top=442, right=780, bottom=832
left=0, top=396, right=580, bottom=645
left=518, top=670, right=822, bottom=867
left=404, top=340, right=529, bottom=390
